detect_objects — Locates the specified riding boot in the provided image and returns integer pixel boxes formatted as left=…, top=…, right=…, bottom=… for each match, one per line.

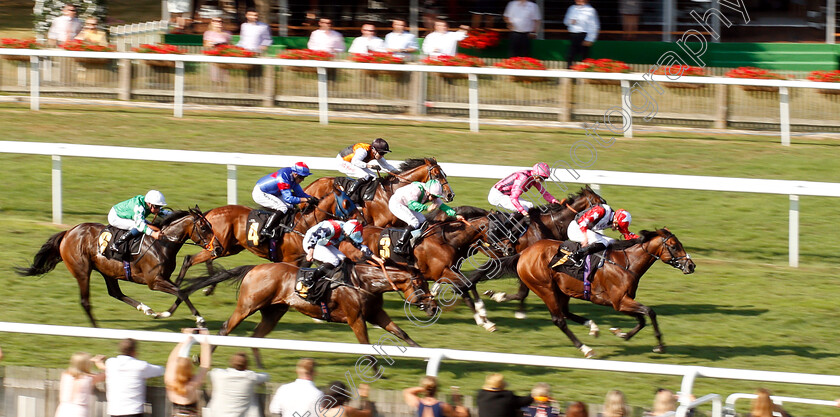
left=261, top=211, right=282, bottom=238
left=338, top=259, right=354, bottom=282
left=409, top=223, right=427, bottom=246
left=312, top=263, right=335, bottom=283
left=569, top=243, right=607, bottom=266
left=394, top=228, right=413, bottom=255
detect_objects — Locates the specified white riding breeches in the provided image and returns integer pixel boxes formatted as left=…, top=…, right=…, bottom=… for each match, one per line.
left=252, top=186, right=293, bottom=213
left=487, top=187, right=535, bottom=213
left=313, top=244, right=345, bottom=267
left=107, top=208, right=138, bottom=231
left=336, top=155, right=376, bottom=179
left=567, top=221, right=615, bottom=247
left=389, top=200, right=425, bottom=228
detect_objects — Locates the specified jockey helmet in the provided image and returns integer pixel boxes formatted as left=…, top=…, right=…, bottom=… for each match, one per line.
left=424, top=180, right=444, bottom=198
left=531, top=162, right=551, bottom=179
left=144, top=190, right=166, bottom=207
left=291, top=162, right=312, bottom=177
left=370, top=138, right=391, bottom=154
left=613, top=209, right=632, bottom=231
left=342, top=219, right=364, bottom=243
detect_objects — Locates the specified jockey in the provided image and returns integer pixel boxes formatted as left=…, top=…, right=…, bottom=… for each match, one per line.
left=303, top=219, right=384, bottom=284
left=109, top=190, right=172, bottom=245
left=566, top=204, right=639, bottom=266
left=252, top=162, right=316, bottom=238
left=336, top=138, right=399, bottom=196
left=488, top=162, right=561, bottom=217
left=388, top=179, right=463, bottom=252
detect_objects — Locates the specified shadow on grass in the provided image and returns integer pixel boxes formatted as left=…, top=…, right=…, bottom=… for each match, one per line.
left=609, top=344, right=840, bottom=360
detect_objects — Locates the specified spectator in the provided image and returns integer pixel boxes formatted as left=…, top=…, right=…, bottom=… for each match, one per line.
left=238, top=9, right=272, bottom=54
left=348, top=23, right=386, bottom=54
left=166, top=0, right=192, bottom=32
left=269, top=358, right=324, bottom=417
left=421, top=0, right=442, bottom=32
left=308, top=18, right=345, bottom=53
left=74, top=17, right=107, bottom=46
left=105, top=338, right=164, bottom=417
left=165, top=329, right=212, bottom=417
left=563, top=0, right=599, bottom=69
left=449, top=386, right=472, bottom=417
left=523, top=383, right=558, bottom=417
left=476, top=373, right=533, bottom=417
left=565, top=402, right=588, bottom=417
left=403, top=375, right=456, bottom=417
left=204, top=17, right=233, bottom=84
left=644, top=389, right=675, bottom=416
left=55, top=352, right=106, bottom=417
left=319, top=381, right=375, bottom=417
left=47, top=3, right=82, bottom=47
left=470, top=0, right=498, bottom=29
left=748, top=388, right=790, bottom=417
left=619, top=0, right=641, bottom=40
left=422, top=20, right=470, bottom=58
left=385, top=19, right=419, bottom=58
left=206, top=352, right=270, bottom=417
left=600, top=390, right=629, bottom=417
left=503, top=0, right=541, bottom=57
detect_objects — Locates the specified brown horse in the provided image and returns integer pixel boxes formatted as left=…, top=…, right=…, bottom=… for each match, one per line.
left=184, top=261, right=438, bottom=367
left=15, top=208, right=221, bottom=327
left=515, top=229, right=696, bottom=358
left=304, top=158, right=454, bottom=227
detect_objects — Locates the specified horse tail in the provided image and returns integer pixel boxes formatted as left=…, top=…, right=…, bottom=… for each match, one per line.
left=183, top=265, right=256, bottom=295
left=14, top=231, right=67, bottom=276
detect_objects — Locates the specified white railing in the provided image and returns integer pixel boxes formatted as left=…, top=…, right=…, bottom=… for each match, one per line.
left=108, top=20, right=169, bottom=51
left=1, top=48, right=838, bottom=143
left=3, top=141, right=839, bottom=267
left=1, top=322, right=839, bottom=417
left=2, top=141, right=839, bottom=266
left=723, top=393, right=839, bottom=416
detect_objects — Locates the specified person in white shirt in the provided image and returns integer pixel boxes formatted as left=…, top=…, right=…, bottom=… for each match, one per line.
left=206, top=352, right=270, bottom=417
left=384, top=18, right=418, bottom=58
left=308, top=18, right=346, bottom=53
left=269, top=358, right=324, bottom=417
left=563, top=0, right=599, bottom=68
left=237, top=9, right=273, bottom=53
left=422, top=20, right=470, bottom=58
left=348, top=23, right=385, bottom=54
left=105, top=338, right=164, bottom=417
left=47, top=3, right=82, bottom=47
left=503, top=0, right=541, bottom=57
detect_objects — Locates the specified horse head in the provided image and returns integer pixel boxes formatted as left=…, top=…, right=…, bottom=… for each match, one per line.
left=641, top=228, right=695, bottom=274
left=564, top=186, right=607, bottom=213
left=468, top=216, right=516, bottom=256
left=396, top=158, right=454, bottom=203
left=400, top=268, right=439, bottom=317
left=186, top=206, right=223, bottom=257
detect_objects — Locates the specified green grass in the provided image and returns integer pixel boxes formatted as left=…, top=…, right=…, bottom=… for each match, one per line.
left=1, top=104, right=840, bottom=414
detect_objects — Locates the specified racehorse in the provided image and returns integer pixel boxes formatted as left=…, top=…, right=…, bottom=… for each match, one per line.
left=15, top=208, right=221, bottom=327
left=515, top=229, right=695, bottom=358
left=184, top=261, right=438, bottom=368
left=304, top=158, right=454, bottom=227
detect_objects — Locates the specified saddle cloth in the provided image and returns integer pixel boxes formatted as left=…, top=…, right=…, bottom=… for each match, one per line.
left=246, top=209, right=288, bottom=247
left=548, top=240, right=606, bottom=282
left=377, top=228, right=412, bottom=265
left=98, top=227, right=146, bottom=261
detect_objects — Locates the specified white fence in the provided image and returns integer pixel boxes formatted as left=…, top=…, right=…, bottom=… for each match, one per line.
left=1, top=322, right=839, bottom=417
left=3, top=141, right=840, bottom=267
left=108, top=20, right=169, bottom=52
left=2, top=48, right=840, bottom=144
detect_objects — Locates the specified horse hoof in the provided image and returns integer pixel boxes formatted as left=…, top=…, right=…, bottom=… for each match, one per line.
left=195, top=316, right=206, bottom=328
left=589, top=328, right=600, bottom=337
left=157, top=311, right=171, bottom=319
left=580, top=345, right=596, bottom=358
left=490, top=292, right=507, bottom=303
left=610, top=327, right=627, bottom=339
left=203, top=287, right=215, bottom=296
left=514, top=311, right=527, bottom=320
left=482, top=290, right=495, bottom=296
left=483, top=322, right=497, bottom=332
left=431, top=282, right=441, bottom=297
left=653, top=345, right=666, bottom=354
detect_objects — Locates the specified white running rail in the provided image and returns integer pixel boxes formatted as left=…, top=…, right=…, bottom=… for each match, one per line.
left=108, top=20, right=169, bottom=51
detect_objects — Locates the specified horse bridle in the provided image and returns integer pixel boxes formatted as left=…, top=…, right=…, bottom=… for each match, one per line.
left=370, top=260, right=431, bottom=308
left=186, top=210, right=222, bottom=254
left=642, top=231, right=690, bottom=270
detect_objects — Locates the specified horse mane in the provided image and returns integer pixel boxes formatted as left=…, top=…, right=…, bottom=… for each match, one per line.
left=156, top=210, right=190, bottom=227
left=610, top=229, right=659, bottom=251
left=398, top=157, right=437, bottom=173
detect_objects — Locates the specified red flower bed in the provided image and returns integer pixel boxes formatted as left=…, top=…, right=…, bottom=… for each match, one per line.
left=807, top=70, right=840, bottom=83
left=132, top=43, right=187, bottom=54
left=204, top=45, right=257, bottom=58
left=62, top=40, right=115, bottom=52
left=1, top=38, right=43, bottom=49
left=570, top=58, right=629, bottom=73
left=277, top=49, right=334, bottom=60
left=422, top=54, right=485, bottom=67
left=724, top=67, right=786, bottom=80
left=459, top=29, right=500, bottom=50
left=494, top=57, right=546, bottom=71
left=349, top=52, right=403, bottom=64
left=654, top=64, right=706, bottom=77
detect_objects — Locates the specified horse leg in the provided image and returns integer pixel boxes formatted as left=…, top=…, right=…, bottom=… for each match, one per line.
left=152, top=278, right=206, bottom=327
left=249, top=304, right=289, bottom=369
left=561, top=303, right=600, bottom=337
left=66, top=259, right=98, bottom=327
left=611, top=296, right=664, bottom=353
left=535, top=286, right=594, bottom=358
left=103, top=276, right=158, bottom=317
left=468, top=287, right=496, bottom=332
left=202, top=259, right=219, bottom=296
left=369, top=309, right=420, bottom=347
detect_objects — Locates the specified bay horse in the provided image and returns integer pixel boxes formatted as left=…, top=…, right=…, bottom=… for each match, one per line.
left=516, top=229, right=695, bottom=358
left=304, top=158, right=454, bottom=227
left=184, top=261, right=438, bottom=368
left=15, top=208, right=221, bottom=327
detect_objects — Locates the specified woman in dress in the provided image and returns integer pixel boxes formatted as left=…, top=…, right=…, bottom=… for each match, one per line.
left=165, top=328, right=212, bottom=417
left=54, top=352, right=106, bottom=417
left=204, top=17, right=232, bottom=84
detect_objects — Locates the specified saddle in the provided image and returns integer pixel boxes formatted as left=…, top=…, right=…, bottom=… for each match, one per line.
left=246, top=209, right=291, bottom=248
left=334, top=177, right=379, bottom=206
left=98, top=227, right=146, bottom=261
left=295, top=264, right=352, bottom=305
left=377, top=227, right=413, bottom=265
left=548, top=241, right=606, bottom=284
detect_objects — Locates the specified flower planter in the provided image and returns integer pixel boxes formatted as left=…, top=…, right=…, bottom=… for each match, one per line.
left=144, top=60, right=176, bottom=68
left=74, top=57, right=110, bottom=66
left=216, top=63, right=255, bottom=71
left=288, top=66, right=318, bottom=73
left=739, top=85, right=778, bottom=93
left=438, top=72, right=469, bottom=80
left=664, top=82, right=705, bottom=89
left=2, top=55, right=31, bottom=62
left=817, top=88, right=840, bottom=95
left=363, top=69, right=408, bottom=80
left=585, top=79, right=620, bottom=86
left=510, top=75, right=551, bottom=84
